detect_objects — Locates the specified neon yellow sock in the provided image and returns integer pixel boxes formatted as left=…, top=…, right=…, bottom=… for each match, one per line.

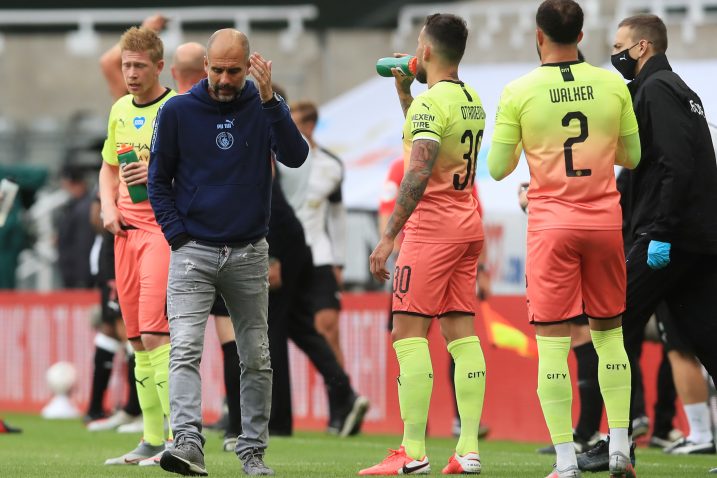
left=148, top=343, right=172, bottom=440
left=134, top=350, right=164, bottom=446
left=536, top=335, right=573, bottom=444
left=448, top=336, right=486, bottom=456
left=394, top=337, right=433, bottom=460
left=591, top=327, right=631, bottom=429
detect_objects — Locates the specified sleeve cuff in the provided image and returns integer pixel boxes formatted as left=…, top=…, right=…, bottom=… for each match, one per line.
left=262, top=98, right=289, bottom=123
left=262, top=96, right=280, bottom=108
left=169, top=232, right=191, bottom=251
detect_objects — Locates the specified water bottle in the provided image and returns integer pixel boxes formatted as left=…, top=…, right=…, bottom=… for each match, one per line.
left=116, top=145, right=148, bottom=203
left=376, top=56, right=417, bottom=77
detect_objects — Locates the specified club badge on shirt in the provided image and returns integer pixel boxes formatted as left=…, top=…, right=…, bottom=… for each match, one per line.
left=216, top=132, right=234, bottom=150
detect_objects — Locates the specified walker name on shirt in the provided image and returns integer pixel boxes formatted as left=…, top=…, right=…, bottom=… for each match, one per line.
left=549, top=85, right=595, bottom=104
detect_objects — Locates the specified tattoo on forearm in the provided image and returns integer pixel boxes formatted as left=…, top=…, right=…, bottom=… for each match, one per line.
left=384, top=140, right=439, bottom=239
left=399, top=95, right=413, bottom=117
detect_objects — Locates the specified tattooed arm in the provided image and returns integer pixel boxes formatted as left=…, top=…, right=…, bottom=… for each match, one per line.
left=392, top=60, right=415, bottom=117
left=384, top=140, right=439, bottom=239
left=369, top=139, right=439, bottom=281
left=399, top=95, right=414, bottom=117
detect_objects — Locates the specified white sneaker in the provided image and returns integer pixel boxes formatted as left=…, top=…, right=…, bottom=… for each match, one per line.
left=104, top=440, right=165, bottom=465
left=665, top=437, right=716, bottom=454
left=649, top=429, right=684, bottom=448
left=223, top=435, right=238, bottom=452
left=139, top=440, right=173, bottom=466
left=117, top=416, right=144, bottom=433
left=87, top=410, right=137, bottom=432
left=631, top=415, right=650, bottom=439
left=442, top=452, right=481, bottom=474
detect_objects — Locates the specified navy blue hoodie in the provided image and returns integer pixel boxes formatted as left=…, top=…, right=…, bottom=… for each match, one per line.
left=148, top=79, right=308, bottom=245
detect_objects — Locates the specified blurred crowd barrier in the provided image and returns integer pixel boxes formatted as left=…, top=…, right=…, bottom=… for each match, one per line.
left=0, top=291, right=676, bottom=442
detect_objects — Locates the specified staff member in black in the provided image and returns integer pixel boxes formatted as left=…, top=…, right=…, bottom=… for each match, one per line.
left=579, top=13, right=717, bottom=472
left=266, top=161, right=369, bottom=437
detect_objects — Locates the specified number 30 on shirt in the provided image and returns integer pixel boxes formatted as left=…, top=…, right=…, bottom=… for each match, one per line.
left=454, top=129, right=483, bottom=190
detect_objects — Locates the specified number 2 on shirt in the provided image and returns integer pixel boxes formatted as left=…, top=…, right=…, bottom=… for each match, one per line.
left=562, top=111, right=591, bottom=177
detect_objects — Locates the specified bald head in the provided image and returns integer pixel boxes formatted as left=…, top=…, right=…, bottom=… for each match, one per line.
left=171, top=42, right=207, bottom=93
left=173, top=42, right=205, bottom=71
left=207, top=29, right=250, bottom=62
left=204, top=29, right=251, bottom=102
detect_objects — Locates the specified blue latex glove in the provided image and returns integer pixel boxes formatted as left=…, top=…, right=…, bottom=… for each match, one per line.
left=647, top=240, right=671, bottom=270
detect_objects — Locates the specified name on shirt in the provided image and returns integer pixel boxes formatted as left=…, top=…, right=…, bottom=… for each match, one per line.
left=461, top=105, right=486, bottom=120
left=549, top=85, right=594, bottom=104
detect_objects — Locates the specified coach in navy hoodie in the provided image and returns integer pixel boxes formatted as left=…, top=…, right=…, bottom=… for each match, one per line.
left=148, top=29, right=307, bottom=477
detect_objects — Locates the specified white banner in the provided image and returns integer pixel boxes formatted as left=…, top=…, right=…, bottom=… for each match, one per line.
left=316, top=60, right=717, bottom=212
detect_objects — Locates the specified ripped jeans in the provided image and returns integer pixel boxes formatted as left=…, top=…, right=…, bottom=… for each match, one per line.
left=166, top=239, right=271, bottom=459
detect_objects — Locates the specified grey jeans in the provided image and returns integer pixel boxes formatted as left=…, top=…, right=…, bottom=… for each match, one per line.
left=166, top=239, right=271, bottom=459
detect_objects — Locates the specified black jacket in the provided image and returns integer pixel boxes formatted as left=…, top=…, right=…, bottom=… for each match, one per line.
left=267, top=168, right=306, bottom=262
left=624, top=53, right=717, bottom=254
left=56, top=191, right=95, bottom=288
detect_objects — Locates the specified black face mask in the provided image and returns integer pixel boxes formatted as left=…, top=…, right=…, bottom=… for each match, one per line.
left=611, top=43, right=640, bottom=80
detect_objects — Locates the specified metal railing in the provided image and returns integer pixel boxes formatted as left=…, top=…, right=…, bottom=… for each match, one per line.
left=0, top=5, right=319, bottom=55
left=395, top=0, right=717, bottom=49
left=394, top=0, right=602, bottom=50
left=615, top=0, right=717, bottom=43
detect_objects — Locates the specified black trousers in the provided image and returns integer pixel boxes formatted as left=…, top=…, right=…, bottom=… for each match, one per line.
left=623, top=237, right=717, bottom=426
left=268, top=244, right=352, bottom=434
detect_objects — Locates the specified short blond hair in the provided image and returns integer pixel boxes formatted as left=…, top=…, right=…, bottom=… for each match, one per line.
left=120, top=26, right=164, bottom=63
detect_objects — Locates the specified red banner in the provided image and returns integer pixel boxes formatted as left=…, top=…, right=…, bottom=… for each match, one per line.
left=0, top=291, right=677, bottom=442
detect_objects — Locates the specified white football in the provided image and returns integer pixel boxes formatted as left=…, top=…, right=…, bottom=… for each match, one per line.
left=46, top=361, right=77, bottom=395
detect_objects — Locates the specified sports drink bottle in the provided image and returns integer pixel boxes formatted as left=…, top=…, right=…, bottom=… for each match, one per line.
left=376, top=56, right=417, bottom=77
left=117, top=145, right=148, bottom=203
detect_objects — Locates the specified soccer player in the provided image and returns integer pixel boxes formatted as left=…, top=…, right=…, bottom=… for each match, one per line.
left=486, top=1, right=641, bottom=477
left=99, top=26, right=176, bottom=466
left=380, top=156, right=492, bottom=440
left=364, top=13, right=487, bottom=475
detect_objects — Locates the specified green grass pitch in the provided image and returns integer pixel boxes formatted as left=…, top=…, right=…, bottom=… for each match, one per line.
left=1, top=413, right=715, bottom=477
